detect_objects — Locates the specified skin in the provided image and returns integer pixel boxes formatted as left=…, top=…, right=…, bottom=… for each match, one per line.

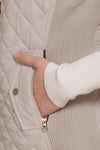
left=14, top=51, right=60, bottom=117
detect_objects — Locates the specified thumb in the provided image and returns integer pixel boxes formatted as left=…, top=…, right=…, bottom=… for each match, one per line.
left=14, top=51, right=38, bottom=68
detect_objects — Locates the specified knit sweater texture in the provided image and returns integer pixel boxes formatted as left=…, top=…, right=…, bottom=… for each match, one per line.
left=44, top=0, right=100, bottom=149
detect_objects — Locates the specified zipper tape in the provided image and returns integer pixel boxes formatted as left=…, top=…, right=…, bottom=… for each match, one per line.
left=41, top=49, right=49, bottom=132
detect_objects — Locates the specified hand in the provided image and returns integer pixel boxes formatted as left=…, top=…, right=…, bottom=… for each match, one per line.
left=14, top=51, right=60, bottom=117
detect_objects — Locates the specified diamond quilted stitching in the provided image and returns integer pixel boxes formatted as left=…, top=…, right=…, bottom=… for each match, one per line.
left=13, top=0, right=47, bottom=38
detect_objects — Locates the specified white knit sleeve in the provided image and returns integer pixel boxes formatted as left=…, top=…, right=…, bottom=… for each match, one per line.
left=44, top=50, right=100, bottom=108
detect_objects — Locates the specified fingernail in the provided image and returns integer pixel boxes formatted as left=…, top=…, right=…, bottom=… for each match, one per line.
left=14, top=52, right=22, bottom=59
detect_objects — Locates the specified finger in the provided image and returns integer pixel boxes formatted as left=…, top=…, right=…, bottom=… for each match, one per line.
left=14, top=52, right=37, bottom=68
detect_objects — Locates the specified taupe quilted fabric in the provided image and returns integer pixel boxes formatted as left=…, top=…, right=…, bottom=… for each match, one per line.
left=0, top=0, right=55, bottom=149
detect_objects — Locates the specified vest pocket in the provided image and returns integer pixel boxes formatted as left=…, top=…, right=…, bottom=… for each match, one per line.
left=9, top=49, right=48, bottom=131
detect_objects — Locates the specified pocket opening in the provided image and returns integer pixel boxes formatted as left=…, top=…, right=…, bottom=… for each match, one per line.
left=9, top=49, right=48, bottom=130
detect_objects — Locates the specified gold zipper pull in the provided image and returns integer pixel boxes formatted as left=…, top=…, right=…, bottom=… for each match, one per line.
left=41, top=116, right=48, bottom=132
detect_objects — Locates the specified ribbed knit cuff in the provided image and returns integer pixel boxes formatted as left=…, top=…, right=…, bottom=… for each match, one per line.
left=44, top=62, right=69, bottom=108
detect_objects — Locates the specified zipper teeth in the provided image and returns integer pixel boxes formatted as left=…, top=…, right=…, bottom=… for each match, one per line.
left=43, top=49, right=46, bottom=58
left=35, top=99, right=48, bottom=132
left=34, top=49, right=48, bottom=132
left=41, top=49, right=48, bottom=132
left=41, top=116, right=48, bottom=132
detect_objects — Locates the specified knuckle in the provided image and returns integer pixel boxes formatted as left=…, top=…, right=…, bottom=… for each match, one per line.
left=20, top=53, right=26, bottom=61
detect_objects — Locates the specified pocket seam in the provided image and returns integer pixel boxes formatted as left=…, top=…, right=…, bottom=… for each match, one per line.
left=9, top=50, right=43, bottom=130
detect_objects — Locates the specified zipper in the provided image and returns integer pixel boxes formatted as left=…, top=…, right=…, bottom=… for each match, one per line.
left=41, top=115, right=49, bottom=132
left=34, top=99, right=49, bottom=132
left=34, top=49, right=49, bottom=132
left=41, top=49, right=49, bottom=132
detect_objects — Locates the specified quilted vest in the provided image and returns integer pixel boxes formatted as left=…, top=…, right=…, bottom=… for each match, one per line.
left=0, top=0, right=56, bottom=150
left=1, top=0, right=100, bottom=150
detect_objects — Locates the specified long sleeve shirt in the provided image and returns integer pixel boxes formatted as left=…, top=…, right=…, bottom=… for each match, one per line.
left=44, top=0, right=100, bottom=108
